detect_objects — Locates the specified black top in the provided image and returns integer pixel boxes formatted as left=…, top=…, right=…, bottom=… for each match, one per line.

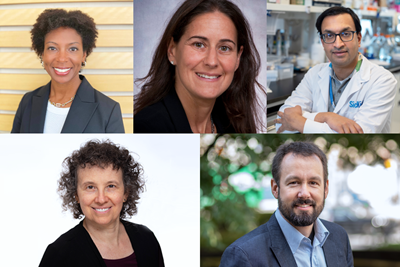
left=103, top=252, right=137, bottom=267
left=11, top=75, right=125, bottom=133
left=39, top=220, right=164, bottom=267
left=134, top=89, right=236, bottom=133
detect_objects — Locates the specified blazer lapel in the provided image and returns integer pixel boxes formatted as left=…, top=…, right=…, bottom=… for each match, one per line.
left=268, top=213, right=298, bottom=267
left=62, top=77, right=98, bottom=133
left=163, top=89, right=193, bottom=132
left=322, top=236, right=339, bottom=267
left=30, top=83, right=50, bottom=133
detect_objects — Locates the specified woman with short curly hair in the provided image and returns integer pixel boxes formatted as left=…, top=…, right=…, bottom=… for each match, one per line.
left=39, top=140, right=164, bottom=267
left=12, top=9, right=124, bottom=133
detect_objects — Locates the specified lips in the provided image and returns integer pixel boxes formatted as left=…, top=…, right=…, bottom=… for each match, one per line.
left=196, top=72, right=221, bottom=80
left=53, top=67, right=72, bottom=76
left=292, top=199, right=315, bottom=210
left=332, top=50, right=347, bottom=56
left=93, top=207, right=111, bottom=213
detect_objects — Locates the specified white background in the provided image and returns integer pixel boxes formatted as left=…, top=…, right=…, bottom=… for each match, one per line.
left=0, top=134, right=199, bottom=266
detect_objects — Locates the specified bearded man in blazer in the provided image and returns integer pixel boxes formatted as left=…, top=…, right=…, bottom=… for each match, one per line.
left=220, top=142, right=353, bottom=267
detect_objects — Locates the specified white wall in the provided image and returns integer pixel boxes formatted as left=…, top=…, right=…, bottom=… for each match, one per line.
left=0, top=134, right=199, bottom=267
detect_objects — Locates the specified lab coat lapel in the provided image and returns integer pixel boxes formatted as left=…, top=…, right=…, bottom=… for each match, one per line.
left=61, top=77, right=98, bottom=133
left=318, top=65, right=331, bottom=110
left=322, top=236, right=339, bottom=267
left=332, top=55, right=371, bottom=112
left=268, top=214, right=298, bottom=267
left=30, top=83, right=50, bottom=132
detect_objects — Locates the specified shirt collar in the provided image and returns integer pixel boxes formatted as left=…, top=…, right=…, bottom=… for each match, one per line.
left=329, top=52, right=363, bottom=82
left=275, top=209, right=330, bottom=254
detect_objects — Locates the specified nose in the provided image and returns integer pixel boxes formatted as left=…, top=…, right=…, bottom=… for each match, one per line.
left=297, top=184, right=311, bottom=199
left=204, top=48, right=218, bottom=68
left=333, top=34, right=345, bottom=49
left=95, top=190, right=109, bottom=204
left=57, top=49, right=68, bottom=62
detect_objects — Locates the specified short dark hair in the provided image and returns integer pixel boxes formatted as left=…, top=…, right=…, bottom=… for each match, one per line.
left=58, top=139, right=145, bottom=219
left=271, top=141, right=328, bottom=187
left=315, top=6, right=361, bottom=35
left=31, top=9, right=98, bottom=57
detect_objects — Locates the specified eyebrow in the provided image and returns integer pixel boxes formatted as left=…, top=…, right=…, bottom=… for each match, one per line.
left=323, top=27, right=352, bottom=34
left=187, top=35, right=236, bottom=46
left=45, top=41, right=80, bottom=45
left=284, top=175, right=322, bottom=183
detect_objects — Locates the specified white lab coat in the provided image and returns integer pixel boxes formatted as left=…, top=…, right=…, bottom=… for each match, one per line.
left=277, top=54, right=397, bottom=133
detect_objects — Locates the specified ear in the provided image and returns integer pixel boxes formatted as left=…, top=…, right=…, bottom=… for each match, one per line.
left=271, top=178, right=279, bottom=199
left=324, top=179, right=329, bottom=200
left=357, top=32, right=362, bottom=48
left=83, top=51, right=87, bottom=64
left=75, top=195, right=79, bottom=203
left=235, top=45, right=244, bottom=71
left=167, top=37, right=177, bottom=64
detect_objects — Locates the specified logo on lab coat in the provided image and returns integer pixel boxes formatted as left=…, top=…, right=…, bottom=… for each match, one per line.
left=349, top=100, right=364, bottom=108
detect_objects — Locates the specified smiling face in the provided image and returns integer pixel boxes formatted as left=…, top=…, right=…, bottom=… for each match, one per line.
left=76, top=165, right=127, bottom=228
left=272, top=153, right=329, bottom=228
left=42, top=27, right=87, bottom=86
left=168, top=11, right=243, bottom=102
left=321, top=13, right=361, bottom=70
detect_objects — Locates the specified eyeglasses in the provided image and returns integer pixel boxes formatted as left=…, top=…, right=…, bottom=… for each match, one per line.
left=320, top=31, right=356, bottom=44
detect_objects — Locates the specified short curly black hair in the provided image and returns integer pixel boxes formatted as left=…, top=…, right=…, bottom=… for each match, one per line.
left=58, top=139, right=145, bottom=220
left=31, top=9, right=98, bottom=57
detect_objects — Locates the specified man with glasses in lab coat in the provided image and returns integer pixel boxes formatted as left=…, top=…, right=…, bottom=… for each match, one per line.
left=275, top=7, right=396, bottom=133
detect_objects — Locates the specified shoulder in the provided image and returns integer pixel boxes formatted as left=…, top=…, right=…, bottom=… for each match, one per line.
left=363, top=58, right=396, bottom=81
left=123, top=220, right=158, bottom=240
left=46, top=223, right=84, bottom=250
left=134, top=100, right=176, bottom=133
left=225, top=222, right=270, bottom=252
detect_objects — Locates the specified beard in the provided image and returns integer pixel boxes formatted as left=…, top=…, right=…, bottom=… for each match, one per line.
left=278, top=190, right=325, bottom=227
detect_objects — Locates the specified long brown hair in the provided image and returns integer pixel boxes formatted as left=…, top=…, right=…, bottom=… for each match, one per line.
left=135, top=0, right=265, bottom=133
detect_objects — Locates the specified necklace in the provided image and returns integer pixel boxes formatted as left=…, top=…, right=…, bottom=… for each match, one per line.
left=211, top=115, right=215, bottom=134
left=49, top=96, right=74, bottom=108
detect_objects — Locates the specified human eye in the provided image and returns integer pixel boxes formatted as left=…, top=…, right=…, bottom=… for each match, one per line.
left=325, top=33, right=334, bottom=39
left=220, top=45, right=232, bottom=52
left=86, top=185, right=95, bottom=190
left=70, top=47, right=78, bottom=52
left=108, top=184, right=116, bottom=189
left=47, top=46, right=57, bottom=51
left=193, top=42, right=205, bottom=49
left=341, top=31, right=351, bottom=37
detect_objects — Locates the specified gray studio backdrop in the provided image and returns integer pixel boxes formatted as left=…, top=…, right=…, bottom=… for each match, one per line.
left=134, top=0, right=267, bottom=96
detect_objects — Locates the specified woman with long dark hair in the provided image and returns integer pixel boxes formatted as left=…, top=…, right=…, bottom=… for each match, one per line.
left=134, top=0, right=265, bottom=133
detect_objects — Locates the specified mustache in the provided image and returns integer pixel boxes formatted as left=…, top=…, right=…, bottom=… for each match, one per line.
left=291, top=198, right=316, bottom=207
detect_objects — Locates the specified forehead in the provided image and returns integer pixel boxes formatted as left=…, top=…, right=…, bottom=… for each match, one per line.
left=280, top=153, right=324, bottom=182
left=183, top=11, right=238, bottom=42
left=76, top=164, right=123, bottom=183
left=321, top=13, right=356, bottom=32
left=45, top=27, right=82, bottom=42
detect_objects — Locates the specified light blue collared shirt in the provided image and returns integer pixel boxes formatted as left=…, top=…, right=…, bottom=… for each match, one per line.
left=275, top=209, right=330, bottom=267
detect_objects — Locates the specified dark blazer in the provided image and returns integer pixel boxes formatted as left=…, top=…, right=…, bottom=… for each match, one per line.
left=134, top=89, right=235, bottom=133
left=39, top=220, right=164, bottom=267
left=219, top=212, right=354, bottom=267
left=11, top=75, right=125, bottom=133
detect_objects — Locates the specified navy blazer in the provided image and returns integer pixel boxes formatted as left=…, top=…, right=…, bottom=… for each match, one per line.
left=134, top=89, right=235, bottom=133
left=39, top=220, right=164, bottom=267
left=11, top=75, right=125, bottom=133
left=220, top=212, right=354, bottom=267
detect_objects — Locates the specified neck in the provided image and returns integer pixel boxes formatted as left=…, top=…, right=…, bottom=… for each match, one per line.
left=50, top=75, right=82, bottom=102
left=332, top=53, right=359, bottom=81
left=281, top=214, right=314, bottom=237
left=175, top=87, right=216, bottom=133
left=83, top=218, right=122, bottom=246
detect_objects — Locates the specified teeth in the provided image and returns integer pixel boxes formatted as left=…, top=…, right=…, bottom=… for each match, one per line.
left=95, top=208, right=109, bottom=212
left=54, top=68, right=71, bottom=73
left=197, top=73, right=219, bottom=79
left=299, top=205, right=310, bottom=208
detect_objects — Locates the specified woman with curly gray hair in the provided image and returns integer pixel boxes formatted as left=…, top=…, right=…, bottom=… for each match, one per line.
left=39, top=140, right=164, bottom=267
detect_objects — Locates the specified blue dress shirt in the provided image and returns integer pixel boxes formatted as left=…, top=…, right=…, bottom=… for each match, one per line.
left=275, top=209, right=330, bottom=267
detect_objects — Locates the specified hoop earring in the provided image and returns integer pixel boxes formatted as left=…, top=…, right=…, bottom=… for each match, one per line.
left=82, top=60, right=86, bottom=67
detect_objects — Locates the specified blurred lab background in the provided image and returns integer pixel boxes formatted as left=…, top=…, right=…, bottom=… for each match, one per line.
left=267, top=1, right=400, bottom=133
left=201, top=134, right=400, bottom=267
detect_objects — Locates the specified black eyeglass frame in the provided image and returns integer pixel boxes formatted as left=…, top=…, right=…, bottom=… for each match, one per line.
left=320, top=31, right=357, bottom=44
